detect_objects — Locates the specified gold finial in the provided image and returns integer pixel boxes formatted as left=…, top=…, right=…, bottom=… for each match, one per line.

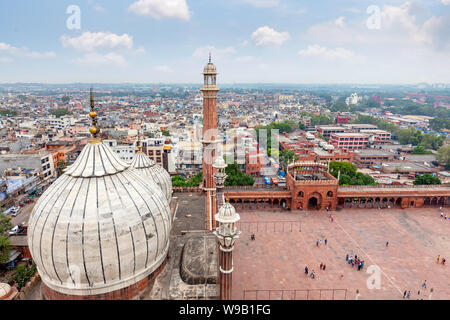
left=89, top=88, right=100, bottom=139
left=136, top=121, right=143, bottom=152
left=136, top=134, right=142, bottom=152
left=209, top=52, right=211, bottom=63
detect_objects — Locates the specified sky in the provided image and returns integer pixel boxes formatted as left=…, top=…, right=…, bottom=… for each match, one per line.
left=0, top=0, right=449, bottom=84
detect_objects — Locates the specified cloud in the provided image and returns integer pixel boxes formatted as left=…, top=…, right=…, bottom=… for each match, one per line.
left=343, top=8, right=361, bottom=14
left=193, top=46, right=236, bottom=60
left=299, top=44, right=355, bottom=60
left=304, top=2, right=450, bottom=51
left=441, top=0, right=450, bottom=5
left=93, top=4, right=106, bottom=12
left=251, top=26, right=290, bottom=46
left=419, top=15, right=450, bottom=50
left=0, top=57, right=13, bottom=63
left=235, top=56, right=257, bottom=62
left=0, top=42, right=55, bottom=60
left=335, top=16, right=346, bottom=28
left=73, top=53, right=127, bottom=67
left=128, top=0, right=191, bottom=20
left=61, top=32, right=134, bottom=52
left=240, top=0, right=279, bottom=8
left=154, top=65, right=173, bottom=73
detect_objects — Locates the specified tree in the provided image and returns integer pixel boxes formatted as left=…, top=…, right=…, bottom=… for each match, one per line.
left=330, top=161, right=377, bottom=186
left=0, top=109, right=18, bottom=117
left=171, top=173, right=202, bottom=187
left=0, top=214, right=13, bottom=264
left=161, top=129, right=171, bottom=137
left=298, top=122, right=306, bottom=130
left=412, top=146, right=432, bottom=155
left=56, top=160, right=70, bottom=177
left=280, top=149, right=298, bottom=170
left=225, top=162, right=255, bottom=186
left=311, top=114, right=333, bottom=126
left=430, top=118, right=450, bottom=132
left=437, top=145, right=450, bottom=166
left=49, top=108, right=71, bottom=118
left=329, top=161, right=357, bottom=178
left=61, top=96, right=71, bottom=104
left=413, top=174, right=441, bottom=185
left=13, top=264, right=37, bottom=291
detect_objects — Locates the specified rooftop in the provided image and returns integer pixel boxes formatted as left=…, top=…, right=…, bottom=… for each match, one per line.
left=331, top=133, right=369, bottom=138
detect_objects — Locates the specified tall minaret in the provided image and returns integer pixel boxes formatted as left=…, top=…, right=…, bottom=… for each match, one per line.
left=214, top=202, right=240, bottom=300
left=201, top=54, right=220, bottom=230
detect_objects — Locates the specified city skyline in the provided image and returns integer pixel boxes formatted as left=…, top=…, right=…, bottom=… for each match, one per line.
left=0, top=0, right=449, bottom=84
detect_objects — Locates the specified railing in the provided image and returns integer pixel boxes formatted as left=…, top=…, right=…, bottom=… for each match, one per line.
left=225, top=185, right=275, bottom=189
left=339, top=184, right=450, bottom=190
left=243, top=288, right=347, bottom=300
left=293, top=179, right=336, bottom=185
left=173, top=187, right=202, bottom=193
left=237, top=221, right=301, bottom=233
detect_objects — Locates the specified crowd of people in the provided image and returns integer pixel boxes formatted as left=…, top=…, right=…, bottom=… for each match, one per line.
left=345, top=253, right=365, bottom=271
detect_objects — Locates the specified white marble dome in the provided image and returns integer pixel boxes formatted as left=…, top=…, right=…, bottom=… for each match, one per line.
left=131, top=151, right=172, bottom=203
left=27, top=141, right=171, bottom=296
left=0, top=283, right=11, bottom=298
left=203, top=62, right=217, bottom=74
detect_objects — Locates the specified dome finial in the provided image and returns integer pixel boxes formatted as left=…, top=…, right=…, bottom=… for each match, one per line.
left=89, top=88, right=100, bottom=139
left=136, top=121, right=143, bottom=152
left=209, top=52, right=211, bottom=63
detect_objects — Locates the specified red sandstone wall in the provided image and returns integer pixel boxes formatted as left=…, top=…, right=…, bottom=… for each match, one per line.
left=42, top=258, right=167, bottom=300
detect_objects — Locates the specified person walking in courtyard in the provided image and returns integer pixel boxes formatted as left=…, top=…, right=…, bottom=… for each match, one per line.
left=320, top=262, right=323, bottom=270
left=305, top=266, right=309, bottom=276
left=361, top=260, right=364, bottom=270
left=323, top=264, right=326, bottom=271
left=346, top=253, right=349, bottom=262
left=403, top=290, right=407, bottom=298
left=442, top=258, right=446, bottom=265
left=437, top=255, right=440, bottom=264
left=386, top=241, right=389, bottom=247
left=325, top=239, right=328, bottom=246
left=407, top=291, right=411, bottom=299
left=422, top=280, right=427, bottom=289
left=316, top=240, right=319, bottom=247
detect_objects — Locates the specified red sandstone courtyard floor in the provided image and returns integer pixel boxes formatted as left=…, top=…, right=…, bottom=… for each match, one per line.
left=232, top=207, right=450, bottom=300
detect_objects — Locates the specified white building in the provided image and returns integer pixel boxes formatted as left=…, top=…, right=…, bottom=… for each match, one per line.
left=103, top=140, right=135, bottom=162
left=346, top=93, right=361, bottom=106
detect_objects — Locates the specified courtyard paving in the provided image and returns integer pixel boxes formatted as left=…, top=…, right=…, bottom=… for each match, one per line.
left=232, top=207, right=450, bottom=300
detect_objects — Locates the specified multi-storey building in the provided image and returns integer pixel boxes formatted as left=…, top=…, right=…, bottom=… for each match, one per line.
left=103, top=139, right=135, bottom=162
left=344, top=124, right=378, bottom=132
left=353, top=149, right=395, bottom=166
left=360, top=129, right=392, bottom=144
left=316, top=126, right=346, bottom=138
left=330, top=133, right=369, bottom=150
left=245, top=151, right=265, bottom=177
